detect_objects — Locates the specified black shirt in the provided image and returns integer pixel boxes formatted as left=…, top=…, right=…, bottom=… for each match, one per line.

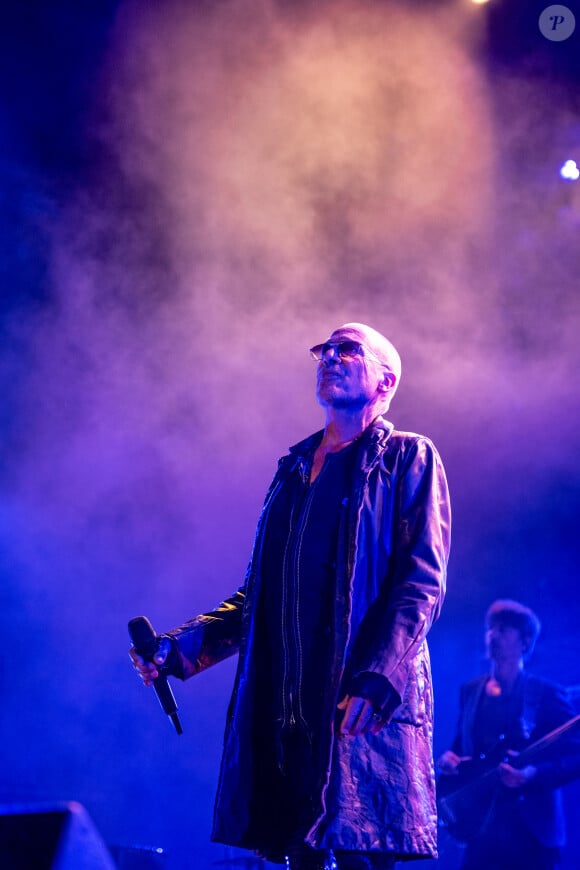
left=260, top=442, right=357, bottom=736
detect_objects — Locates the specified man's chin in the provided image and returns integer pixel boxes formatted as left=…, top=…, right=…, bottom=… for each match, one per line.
left=317, top=386, right=343, bottom=405
left=317, top=390, right=366, bottom=410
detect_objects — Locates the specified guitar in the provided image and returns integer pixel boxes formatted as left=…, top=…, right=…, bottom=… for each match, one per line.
left=437, top=713, right=580, bottom=843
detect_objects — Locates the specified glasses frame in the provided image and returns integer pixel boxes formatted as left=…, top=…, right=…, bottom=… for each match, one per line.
left=309, top=340, right=384, bottom=366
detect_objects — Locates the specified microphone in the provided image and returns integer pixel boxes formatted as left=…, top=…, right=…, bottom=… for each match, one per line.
left=128, top=615, right=183, bottom=735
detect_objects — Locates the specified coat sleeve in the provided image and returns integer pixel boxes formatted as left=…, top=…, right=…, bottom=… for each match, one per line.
left=529, top=682, right=580, bottom=790
left=351, top=435, right=451, bottom=704
left=450, top=681, right=474, bottom=756
left=166, top=588, right=246, bottom=679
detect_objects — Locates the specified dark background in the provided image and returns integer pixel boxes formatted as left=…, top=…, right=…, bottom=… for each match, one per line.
left=1, top=1, right=579, bottom=867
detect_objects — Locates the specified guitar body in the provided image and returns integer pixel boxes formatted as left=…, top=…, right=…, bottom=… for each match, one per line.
left=437, top=759, right=502, bottom=843
left=437, top=713, right=580, bottom=844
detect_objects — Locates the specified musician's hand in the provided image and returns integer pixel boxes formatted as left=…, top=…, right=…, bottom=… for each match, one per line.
left=337, top=695, right=385, bottom=736
left=129, top=637, right=171, bottom=686
left=437, top=750, right=471, bottom=774
left=499, top=755, right=537, bottom=789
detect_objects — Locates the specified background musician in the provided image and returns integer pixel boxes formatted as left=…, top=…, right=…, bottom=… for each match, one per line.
left=437, top=599, right=580, bottom=870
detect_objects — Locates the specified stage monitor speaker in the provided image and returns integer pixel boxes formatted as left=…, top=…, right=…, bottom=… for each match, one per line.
left=0, top=801, right=116, bottom=870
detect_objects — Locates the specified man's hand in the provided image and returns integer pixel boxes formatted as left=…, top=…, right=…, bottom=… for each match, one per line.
left=437, top=750, right=472, bottom=774
left=499, top=751, right=537, bottom=788
left=337, top=694, right=385, bottom=736
left=129, top=637, right=171, bottom=686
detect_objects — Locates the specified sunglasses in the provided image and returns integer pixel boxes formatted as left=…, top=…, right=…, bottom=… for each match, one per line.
left=309, top=340, right=381, bottom=363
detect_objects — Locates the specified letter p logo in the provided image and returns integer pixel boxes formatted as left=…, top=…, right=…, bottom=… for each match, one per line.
left=539, top=5, right=576, bottom=40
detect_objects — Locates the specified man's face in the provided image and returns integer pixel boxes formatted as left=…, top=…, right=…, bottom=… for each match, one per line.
left=485, top=621, right=527, bottom=665
left=314, top=328, right=387, bottom=411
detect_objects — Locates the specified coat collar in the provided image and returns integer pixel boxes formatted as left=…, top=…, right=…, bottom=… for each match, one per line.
left=285, top=416, right=394, bottom=469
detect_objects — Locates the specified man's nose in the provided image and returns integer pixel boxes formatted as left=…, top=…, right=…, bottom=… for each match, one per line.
left=321, top=346, right=341, bottom=363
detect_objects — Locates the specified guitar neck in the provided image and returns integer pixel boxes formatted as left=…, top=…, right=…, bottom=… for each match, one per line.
left=516, top=713, right=580, bottom=765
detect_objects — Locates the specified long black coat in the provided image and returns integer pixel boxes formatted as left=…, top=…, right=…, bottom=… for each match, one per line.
left=169, top=417, right=451, bottom=859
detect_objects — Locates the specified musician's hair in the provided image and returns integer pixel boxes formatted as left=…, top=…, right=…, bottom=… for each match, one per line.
left=486, top=599, right=542, bottom=657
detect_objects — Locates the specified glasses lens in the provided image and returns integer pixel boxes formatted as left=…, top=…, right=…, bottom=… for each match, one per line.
left=309, top=344, right=324, bottom=360
left=309, top=341, right=363, bottom=360
left=337, top=341, right=362, bottom=358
